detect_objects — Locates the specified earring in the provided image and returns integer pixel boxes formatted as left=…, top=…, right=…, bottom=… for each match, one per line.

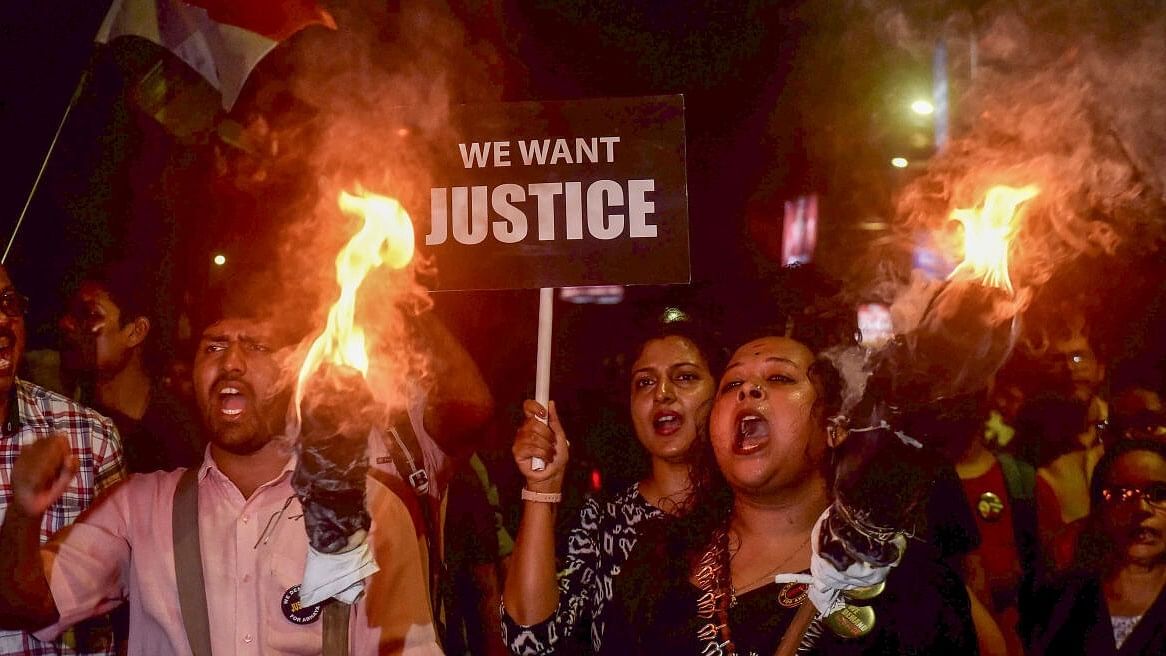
left=826, top=416, right=847, bottom=449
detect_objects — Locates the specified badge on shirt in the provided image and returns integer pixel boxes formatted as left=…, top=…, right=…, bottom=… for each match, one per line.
left=281, top=585, right=323, bottom=625
left=778, top=582, right=809, bottom=608
left=977, top=491, right=1005, bottom=522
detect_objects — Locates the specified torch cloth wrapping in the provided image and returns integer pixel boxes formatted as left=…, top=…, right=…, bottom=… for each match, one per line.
left=775, top=507, right=905, bottom=617
left=293, top=365, right=377, bottom=554
left=300, top=542, right=379, bottom=606
left=293, top=435, right=372, bottom=553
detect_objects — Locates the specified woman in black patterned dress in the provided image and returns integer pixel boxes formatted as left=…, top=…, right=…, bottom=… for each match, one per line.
left=501, top=313, right=720, bottom=654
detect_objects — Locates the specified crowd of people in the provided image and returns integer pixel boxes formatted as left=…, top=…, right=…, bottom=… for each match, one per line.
left=0, top=253, right=1161, bottom=656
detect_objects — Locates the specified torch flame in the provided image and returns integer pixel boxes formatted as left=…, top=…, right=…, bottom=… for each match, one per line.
left=947, top=184, right=1040, bottom=295
left=293, top=188, right=415, bottom=421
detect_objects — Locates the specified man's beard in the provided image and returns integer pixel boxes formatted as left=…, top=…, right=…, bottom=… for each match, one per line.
left=203, top=388, right=291, bottom=455
left=202, top=403, right=272, bottom=455
left=208, top=421, right=275, bottom=455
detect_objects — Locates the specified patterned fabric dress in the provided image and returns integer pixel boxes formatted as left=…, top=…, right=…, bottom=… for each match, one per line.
left=502, top=483, right=661, bottom=655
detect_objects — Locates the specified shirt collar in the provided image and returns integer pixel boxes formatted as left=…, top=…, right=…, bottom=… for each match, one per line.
left=3, top=379, right=27, bottom=434
left=197, top=440, right=297, bottom=484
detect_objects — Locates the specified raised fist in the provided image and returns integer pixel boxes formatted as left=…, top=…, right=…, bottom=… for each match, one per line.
left=12, top=434, right=77, bottom=517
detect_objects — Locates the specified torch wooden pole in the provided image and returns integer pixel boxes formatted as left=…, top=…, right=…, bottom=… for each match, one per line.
left=774, top=602, right=817, bottom=656
left=531, top=287, right=554, bottom=471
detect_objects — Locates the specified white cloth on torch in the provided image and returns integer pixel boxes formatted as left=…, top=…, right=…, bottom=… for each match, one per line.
left=300, top=540, right=380, bottom=606
left=774, top=506, right=905, bottom=617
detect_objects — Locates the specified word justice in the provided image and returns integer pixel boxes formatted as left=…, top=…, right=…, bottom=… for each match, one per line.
left=425, top=179, right=658, bottom=245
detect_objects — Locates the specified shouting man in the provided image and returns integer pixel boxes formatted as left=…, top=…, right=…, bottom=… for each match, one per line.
left=0, top=285, right=440, bottom=654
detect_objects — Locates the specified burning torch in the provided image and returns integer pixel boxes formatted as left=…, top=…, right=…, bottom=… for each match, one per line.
left=290, top=188, right=415, bottom=556
left=777, top=184, right=1040, bottom=652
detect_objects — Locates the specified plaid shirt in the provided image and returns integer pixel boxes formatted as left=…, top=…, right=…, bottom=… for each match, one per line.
left=0, top=379, right=125, bottom=656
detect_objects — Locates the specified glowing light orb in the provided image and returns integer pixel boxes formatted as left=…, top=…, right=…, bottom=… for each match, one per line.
left=911, top=99, right=935, bottom=116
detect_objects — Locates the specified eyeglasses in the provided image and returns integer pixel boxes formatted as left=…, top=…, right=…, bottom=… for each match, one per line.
left=1101, top=483, right=1166, bottom=509
left=0, top=291, right=28, bottom=319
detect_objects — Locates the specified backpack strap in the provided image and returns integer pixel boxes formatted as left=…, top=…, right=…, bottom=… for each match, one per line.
left=172, top=468, right=213, bottom=656
left=379, top=413, right=446, bottom=634
left=996, top=453, right=1038, bottom=565
left=997, top=452, right=1035, bottom=501
left=996, top=452, right=1042, bottom=621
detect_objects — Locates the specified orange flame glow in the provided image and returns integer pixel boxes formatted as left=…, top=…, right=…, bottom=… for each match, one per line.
left=293, top=188, right=415, bottom=420
left=947, top=184, right=1040, bottom=295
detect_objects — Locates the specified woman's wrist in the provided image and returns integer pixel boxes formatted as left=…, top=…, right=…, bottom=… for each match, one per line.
left=526, top=477, right=564, bottom=494
left=521, top=488, right=563, bottom=503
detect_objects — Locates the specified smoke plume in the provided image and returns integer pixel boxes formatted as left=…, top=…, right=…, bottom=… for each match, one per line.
left=216, top=0, right=511, bottom=422
left=890, top=0, right=1165, bottom=287
left=849, top=0, right=1166, bottom=407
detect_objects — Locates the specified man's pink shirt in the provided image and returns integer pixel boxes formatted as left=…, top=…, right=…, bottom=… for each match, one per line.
left=35, top=451, right=441, bottom=655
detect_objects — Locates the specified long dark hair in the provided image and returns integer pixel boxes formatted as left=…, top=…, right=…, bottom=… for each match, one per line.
left=614, top=278, right=854, bottom=638
left=602, top=306, right=726, bottom=487
left=1072, top=439, right=1166, bottom=573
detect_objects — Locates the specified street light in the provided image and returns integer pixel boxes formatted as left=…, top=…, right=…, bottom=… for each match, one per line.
left=891, top=157, right=909, bottom=169
left=213, top=254, right=227, bottom=266
left=910, top=99, right=935, bottom=116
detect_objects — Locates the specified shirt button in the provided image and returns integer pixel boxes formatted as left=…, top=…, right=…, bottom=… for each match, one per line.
left=243, top=634, right=253, bottom=643
left=241, top=515, right=250, bottom=524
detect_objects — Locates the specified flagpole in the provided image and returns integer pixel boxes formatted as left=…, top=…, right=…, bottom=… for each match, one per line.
left=2, top=65, right=92, bottom=264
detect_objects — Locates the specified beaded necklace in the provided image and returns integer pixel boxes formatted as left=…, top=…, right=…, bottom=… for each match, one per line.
left=694, top=528, right=818, bottom=656
left=694, top=528, right=735, bottom=655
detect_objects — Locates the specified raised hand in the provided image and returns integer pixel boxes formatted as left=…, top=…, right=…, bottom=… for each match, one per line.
left=512, top=399, right=569, bottom=493
left=12, top=434, right=77, bottom=517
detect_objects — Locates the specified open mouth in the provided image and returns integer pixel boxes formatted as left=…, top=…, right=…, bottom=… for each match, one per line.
left=734, top=412, right=770, bottom=455
left=653, top=410, right=684, bottom=436
left=216, top=383, right=251, bottom=420
left=1130, top=526, right=1163, bottom=545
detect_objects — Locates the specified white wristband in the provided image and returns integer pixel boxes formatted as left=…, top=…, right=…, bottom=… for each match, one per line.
left=521, top=488, right=562, bottom=503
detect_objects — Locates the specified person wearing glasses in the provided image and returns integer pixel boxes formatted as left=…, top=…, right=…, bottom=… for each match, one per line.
left=1023, top=439, right=1166, bottom=655
left=0, top=265, right=126, bottom=656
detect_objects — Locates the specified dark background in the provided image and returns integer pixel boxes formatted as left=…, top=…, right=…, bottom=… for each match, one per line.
left=1, top=1, right=1163, bottom=496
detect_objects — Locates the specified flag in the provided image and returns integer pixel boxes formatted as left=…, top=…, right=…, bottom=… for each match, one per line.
left=96, top=0, right=335, bottom=110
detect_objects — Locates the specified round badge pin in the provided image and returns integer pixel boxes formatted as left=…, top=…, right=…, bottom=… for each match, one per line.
left=281, top=584, right=323, bottom=625
left=778, top=582, right=809, bottom=608
left=824, top=603, right=876, bottom=638
left=977, top=491, right=1004, bottom=522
